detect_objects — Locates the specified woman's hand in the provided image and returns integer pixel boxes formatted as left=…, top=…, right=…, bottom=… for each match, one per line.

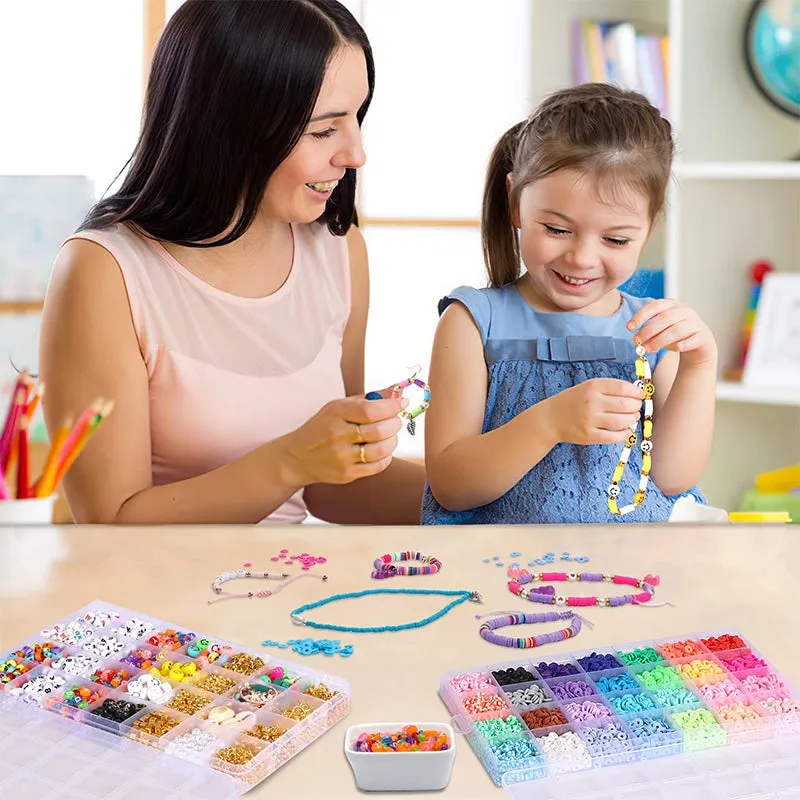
left=628, top=299, right=718, bottom=368
left=283, top=394, right=408, bottom=486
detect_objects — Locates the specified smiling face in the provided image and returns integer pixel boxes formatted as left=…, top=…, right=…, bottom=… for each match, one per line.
left=261, top=44, right=369, bottom=224
left=513, top=169, right=652, bottom=316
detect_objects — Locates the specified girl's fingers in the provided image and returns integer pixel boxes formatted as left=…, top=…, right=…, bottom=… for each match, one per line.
left=640, top=322, right=697, bottom=353
left=594, top=427, right=638, bottom=445
left=598, top=412, right=640, bottom=432
left=603, top=395, right=643, bottom=414
left=633, top=308, right=687, bottom=347
left=627, top=299, right=677, bottom=331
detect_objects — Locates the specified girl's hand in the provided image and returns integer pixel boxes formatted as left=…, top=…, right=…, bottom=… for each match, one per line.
left=283, top=394, right=408, bottom=486
left=546, top=378, right=645, bottom=446
left=627, top=299, right=718, bottom=368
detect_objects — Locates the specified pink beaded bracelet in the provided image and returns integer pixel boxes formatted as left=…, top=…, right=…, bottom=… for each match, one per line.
left=372, top=552, right=442, bottom=580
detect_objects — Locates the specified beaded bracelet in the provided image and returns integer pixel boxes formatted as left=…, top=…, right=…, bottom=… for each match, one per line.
left=371, top=551, right=442, bottom=580
left=608, top=344, right=654, bottom=516
left=507, top=568, right=660, bottom=608
left=477, top=610, right=587, bottom=649
left=391, top=371, right=431, bottom=436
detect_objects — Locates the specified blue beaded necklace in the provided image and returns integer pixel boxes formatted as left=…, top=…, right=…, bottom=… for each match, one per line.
left=290, top=587, right=483, bottom=633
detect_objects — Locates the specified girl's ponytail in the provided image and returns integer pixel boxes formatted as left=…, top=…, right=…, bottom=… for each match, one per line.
left=482, top=121, right=525, bottom=288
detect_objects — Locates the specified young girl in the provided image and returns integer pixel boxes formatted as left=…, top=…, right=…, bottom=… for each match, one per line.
left=422, top=84, right=717, bottom=524
left=38, top=0, right=424, bottom=524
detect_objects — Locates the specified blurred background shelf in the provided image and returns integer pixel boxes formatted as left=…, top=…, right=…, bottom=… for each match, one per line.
left=0, top=300, right=44, bottom=313
left=716, top=381, right=800, bottom=408
left=675, top=162, right=800, bottom=180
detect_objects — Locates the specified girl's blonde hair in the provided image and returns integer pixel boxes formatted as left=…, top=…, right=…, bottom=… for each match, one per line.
left=482, top=83, right=674, bottom=287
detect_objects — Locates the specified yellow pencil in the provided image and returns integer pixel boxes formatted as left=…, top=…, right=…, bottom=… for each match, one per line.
left=52, top=401, right=114, bottom=490
left=35, top=421, right=71, bottom=498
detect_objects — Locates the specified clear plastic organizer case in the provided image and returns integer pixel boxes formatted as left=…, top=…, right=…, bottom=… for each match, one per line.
left=439, top=630, right=800, bottom=798
left=0, top=600, right=350, bottom=799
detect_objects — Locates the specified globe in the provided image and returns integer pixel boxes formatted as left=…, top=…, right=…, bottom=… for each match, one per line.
left=745, top=1, right=800, bottom=118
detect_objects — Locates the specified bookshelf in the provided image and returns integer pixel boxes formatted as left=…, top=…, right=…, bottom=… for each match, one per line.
left=532, top=0, right=800, bottom=511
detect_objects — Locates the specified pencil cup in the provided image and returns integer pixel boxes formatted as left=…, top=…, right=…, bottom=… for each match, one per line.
left=0, top=495, right=56, bottom=525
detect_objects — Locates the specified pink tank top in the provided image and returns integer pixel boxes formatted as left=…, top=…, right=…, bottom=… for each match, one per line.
left=67, top=222, right=350, bottom=524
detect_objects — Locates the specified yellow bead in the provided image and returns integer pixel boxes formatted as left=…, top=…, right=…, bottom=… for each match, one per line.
left=613, top=463, right=625, bottom=482
left=643, top=419, right=653, bottom=438
left=642, top=454, right=651, bottom=475
left=183, top=663, right=196, bottom=675
left=626, top=432, right=638, bottom=447
left=644, top=381, right=655, bottom=398
left=634, top=491, right=646, bottom=507
left=635, top=360, right=646, bottom=378
left=608, top=498, right=619, bottom=515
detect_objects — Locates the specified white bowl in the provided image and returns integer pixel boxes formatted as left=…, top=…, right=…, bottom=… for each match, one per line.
left=344, top=722, right=456, bottom=791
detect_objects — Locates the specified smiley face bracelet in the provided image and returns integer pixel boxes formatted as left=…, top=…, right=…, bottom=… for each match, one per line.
left=608, top=344, right=654, bottom=516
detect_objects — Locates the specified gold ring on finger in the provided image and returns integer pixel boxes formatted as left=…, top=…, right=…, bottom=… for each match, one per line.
left=358, top=445, right=367, bottom=464
left=354, top=424, right=365, bottom=444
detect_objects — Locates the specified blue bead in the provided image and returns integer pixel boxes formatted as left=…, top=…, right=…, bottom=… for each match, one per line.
left=278, top=643, right=289, bottom=649
left=365, top=391, right=383, bottom=400
left=510, top=551, right=522, bottom=557
left=483, top=558, right=491, bottom=563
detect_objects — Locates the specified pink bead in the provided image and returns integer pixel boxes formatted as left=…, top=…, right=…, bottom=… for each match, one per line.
left=270, top=557, right=279, bottom=562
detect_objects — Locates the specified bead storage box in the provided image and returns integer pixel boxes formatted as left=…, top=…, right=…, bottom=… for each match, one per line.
left=0, top=601, right=350, bottom=799
left=440, top=630, right=800, bottom=798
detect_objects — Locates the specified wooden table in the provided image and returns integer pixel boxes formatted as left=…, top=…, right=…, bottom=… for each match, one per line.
left=0, top=524, right=793, bottom=798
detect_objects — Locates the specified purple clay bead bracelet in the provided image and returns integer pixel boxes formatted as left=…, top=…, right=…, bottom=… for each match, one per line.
left=477, top=610, right=591, bottom=649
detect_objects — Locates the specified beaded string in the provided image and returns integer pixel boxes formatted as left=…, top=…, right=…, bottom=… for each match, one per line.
left=208, top=571, right=328, bottom=604
left=507, top=568, right=660, bottom=608
left=371, top=551, right=442, bottom=579
left=391, top=368, right=431, bottom=435
left=290, top=587, right=482, bottom=633
left=608, top=343, right=654, bottom=515
left=476, top=610, right=593, bottom=649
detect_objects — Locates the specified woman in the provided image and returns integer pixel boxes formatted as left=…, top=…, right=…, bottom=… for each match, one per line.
left=39, top=0, right=425, bottom=524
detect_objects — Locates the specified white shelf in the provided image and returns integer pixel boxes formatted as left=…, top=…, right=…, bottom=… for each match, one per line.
left=675, top=162, right=800, bottom=180
left=716, top=381, right=800, bottom=408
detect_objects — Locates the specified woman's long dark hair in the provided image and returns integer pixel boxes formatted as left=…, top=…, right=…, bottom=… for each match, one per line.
left=81, top=0, right=374, bottom=245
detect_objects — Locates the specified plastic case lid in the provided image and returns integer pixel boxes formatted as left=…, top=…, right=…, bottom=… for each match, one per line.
left=0, top=599, right=351, bottom=799
left=500, top=735, right=800, bottom=800
left=0, top=691, right=243, bottom=800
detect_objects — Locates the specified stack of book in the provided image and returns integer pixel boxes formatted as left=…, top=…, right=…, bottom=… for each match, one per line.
left=572, top=19, right=669, bottom=118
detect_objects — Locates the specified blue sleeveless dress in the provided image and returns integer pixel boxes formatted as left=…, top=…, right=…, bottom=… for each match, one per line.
left=421, top=284, right=705, bottom=525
